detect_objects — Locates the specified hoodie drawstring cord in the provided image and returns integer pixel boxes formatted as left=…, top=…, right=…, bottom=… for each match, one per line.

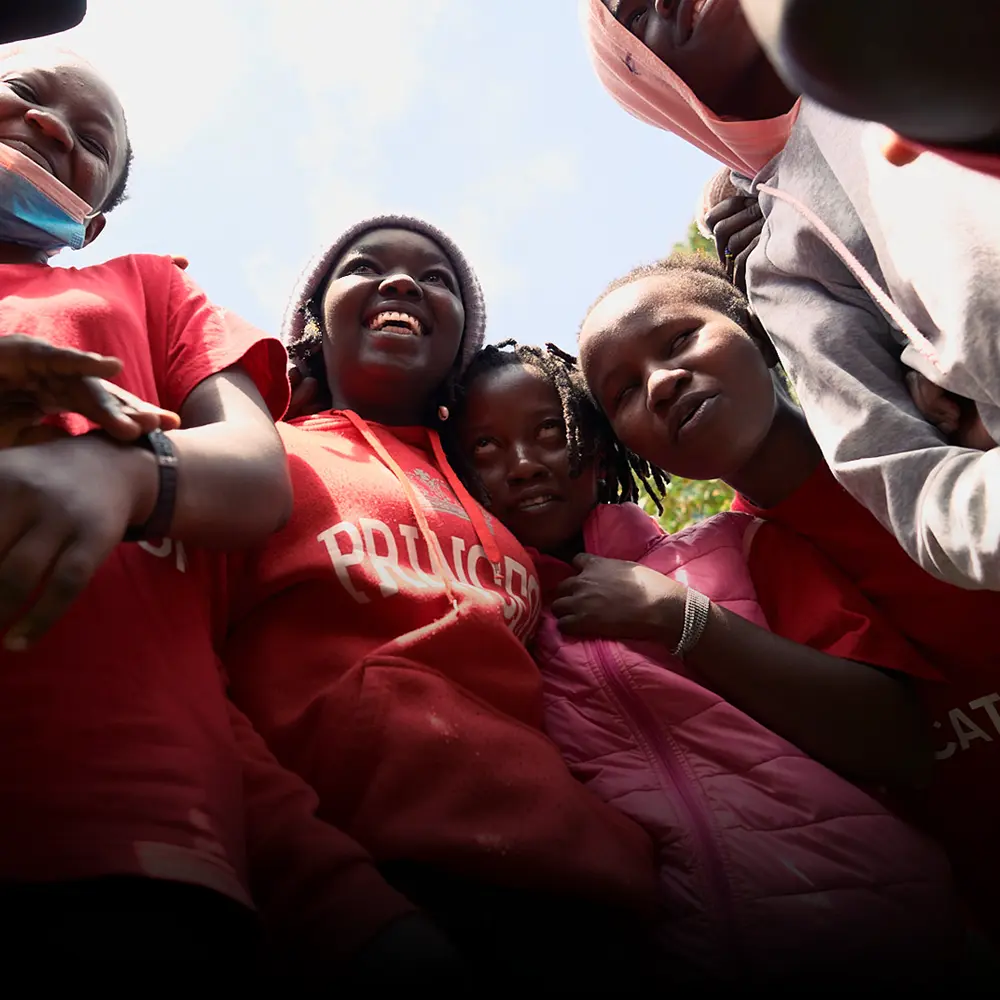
left=429, top=430, right=505, bottom=586
left=757, top=183, right=944, bottom=376
left=342, top=410, right=461, bottom=610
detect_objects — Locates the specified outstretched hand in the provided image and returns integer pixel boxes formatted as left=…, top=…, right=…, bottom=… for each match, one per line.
left=550, top=552, right=686, bottom=643
left=0, top=335, right=180, bottom=446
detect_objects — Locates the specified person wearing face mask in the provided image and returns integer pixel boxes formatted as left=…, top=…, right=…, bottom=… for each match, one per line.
left=582, top=0, right=1000, bottom=595
left=0, top=45, right=438, bottom=982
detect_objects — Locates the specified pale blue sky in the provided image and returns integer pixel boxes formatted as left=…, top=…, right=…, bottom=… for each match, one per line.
left=52, top=0, right=717, bottom=354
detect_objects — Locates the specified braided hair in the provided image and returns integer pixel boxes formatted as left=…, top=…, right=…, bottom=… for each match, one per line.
left=451, top=339, right=669, bottom=512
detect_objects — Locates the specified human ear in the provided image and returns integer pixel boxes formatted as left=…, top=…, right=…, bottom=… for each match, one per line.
left=82, top=212, right=106, bottom=248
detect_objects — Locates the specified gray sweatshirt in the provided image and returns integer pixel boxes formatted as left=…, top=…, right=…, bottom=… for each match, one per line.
left=743, top=99, right=1000, bottom=591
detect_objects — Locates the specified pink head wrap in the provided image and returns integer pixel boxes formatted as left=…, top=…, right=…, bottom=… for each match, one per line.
left=580, top=0, right=800, bottom=177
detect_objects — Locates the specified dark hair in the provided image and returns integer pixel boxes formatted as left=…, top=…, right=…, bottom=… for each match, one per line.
left=582, top=250, right=796, bottom=401
left=583, top=250, right=752, bottom=335
left=450, top=339, right=669, bottom=512
left=287, top=270, right=466, bottom=428
left=101, top=134, right=133, bottom=213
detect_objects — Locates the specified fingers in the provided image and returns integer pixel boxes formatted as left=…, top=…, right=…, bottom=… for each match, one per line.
left=5, top=537, right=99, bottom=650
left=726, top=217, right=762, bottom=260
left=555, top=614, right=585, bottom=635
left=548, top=594, right=576, bottom=618
left=0, top=334, right=122, bottom=381
left=99, top=381, right=181, bottom=433
left=703, top=195, right=747, bottom=234
left=287, top=374, right=320, bottom=421
left=61, top=377, right=145, bottom=441
left=732, top=237, right=760, bottom=293
left=714, top=205, right=763, bottom=259
left=0, top=528, right=68, bottom=650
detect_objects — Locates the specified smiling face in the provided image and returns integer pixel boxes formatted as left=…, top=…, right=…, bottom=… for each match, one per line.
left=605, top=0, right=792, bottom=119
left=320, top=227, right=466, bottom=426
left=459, top=362, right=601, bottom=557
left=0, top=48, right=127, bottom=216
left=579, top=271, right=776, bottom=481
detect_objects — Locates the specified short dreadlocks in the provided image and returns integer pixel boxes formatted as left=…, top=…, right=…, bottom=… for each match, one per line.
left=582, top=250, right=795, bottom=402
left=450, top=339, right=669, bottom=512
left=582, top=250, right=751, bottom=335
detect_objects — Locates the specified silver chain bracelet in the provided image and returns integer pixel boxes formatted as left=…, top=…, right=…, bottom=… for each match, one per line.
left=671, top=588, right=712, bottom=658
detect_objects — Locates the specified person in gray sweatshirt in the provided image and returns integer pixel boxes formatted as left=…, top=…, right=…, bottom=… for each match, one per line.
left=583, top=0, right=1000, bottom=591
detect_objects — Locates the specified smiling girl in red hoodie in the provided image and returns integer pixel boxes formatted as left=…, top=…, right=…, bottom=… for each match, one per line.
left=220, top=215, right=663, bottom=990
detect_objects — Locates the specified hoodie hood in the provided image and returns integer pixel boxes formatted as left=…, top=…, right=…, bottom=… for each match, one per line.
left=580, top=0, right=800, bottom=177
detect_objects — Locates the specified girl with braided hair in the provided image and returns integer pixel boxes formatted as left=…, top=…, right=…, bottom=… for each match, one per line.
left=452, top=333, right=961, bottom=987
left=220, top=215, right=663, bottom=989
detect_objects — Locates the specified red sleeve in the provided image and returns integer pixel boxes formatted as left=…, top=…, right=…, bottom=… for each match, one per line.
left=227, top=700, right=415, bottom=966
left=147, top=255, right=290, bottom=419
left=747, top=520, right=941, bottom=681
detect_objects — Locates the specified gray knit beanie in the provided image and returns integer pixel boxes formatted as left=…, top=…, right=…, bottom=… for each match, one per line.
left=281, top=214, right=487, bottom=376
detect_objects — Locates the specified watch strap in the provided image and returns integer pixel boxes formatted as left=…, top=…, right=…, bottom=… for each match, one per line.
left=123, top=429, right=178, bottom=542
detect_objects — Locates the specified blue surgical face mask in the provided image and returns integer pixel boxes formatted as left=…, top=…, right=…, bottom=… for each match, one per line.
left=0, top=142, right=95, bottom=254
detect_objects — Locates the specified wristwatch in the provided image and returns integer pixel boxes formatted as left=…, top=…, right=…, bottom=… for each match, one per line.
left=123, top=429, right=179, bottom=542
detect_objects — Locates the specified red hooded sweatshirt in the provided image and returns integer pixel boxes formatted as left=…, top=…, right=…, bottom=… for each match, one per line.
left=221, top=410, right=660, bottom=926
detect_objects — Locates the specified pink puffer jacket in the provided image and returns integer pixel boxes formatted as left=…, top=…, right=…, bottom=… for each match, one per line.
left=533, top=504, right=961, bottom=984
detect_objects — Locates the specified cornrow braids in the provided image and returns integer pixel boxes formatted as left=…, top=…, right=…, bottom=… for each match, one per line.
left=450, top=339, right=670, bottom=513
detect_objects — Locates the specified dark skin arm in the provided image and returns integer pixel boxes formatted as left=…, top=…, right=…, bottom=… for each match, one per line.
left=0, top=364, right=291, bottom=650
left=126, top=365, right=292, bottom=546
left=0, top=334, right=180, bottom=447
left=552, top=553, right=931, bottom=789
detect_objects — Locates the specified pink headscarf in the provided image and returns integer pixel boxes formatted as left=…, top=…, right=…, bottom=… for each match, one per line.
left=581, top=0, right=800, bottom=178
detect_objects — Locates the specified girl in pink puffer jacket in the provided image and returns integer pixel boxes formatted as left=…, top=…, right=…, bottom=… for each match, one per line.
left=450, top=339, right=963, bottom=987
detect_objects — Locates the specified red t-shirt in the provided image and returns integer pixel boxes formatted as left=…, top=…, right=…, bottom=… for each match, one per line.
left=732, top=463, right=1000, bottom=935
left=0, top=255, right=287, bottom=897
left=0, top=258, right=420, bottom=958
left=220, top=413, right=661, bottom=915
left=746, top=519, right=941, bottom=682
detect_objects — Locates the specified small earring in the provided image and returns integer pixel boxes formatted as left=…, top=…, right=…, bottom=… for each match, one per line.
left=437, top=405, right=450, bottom=422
